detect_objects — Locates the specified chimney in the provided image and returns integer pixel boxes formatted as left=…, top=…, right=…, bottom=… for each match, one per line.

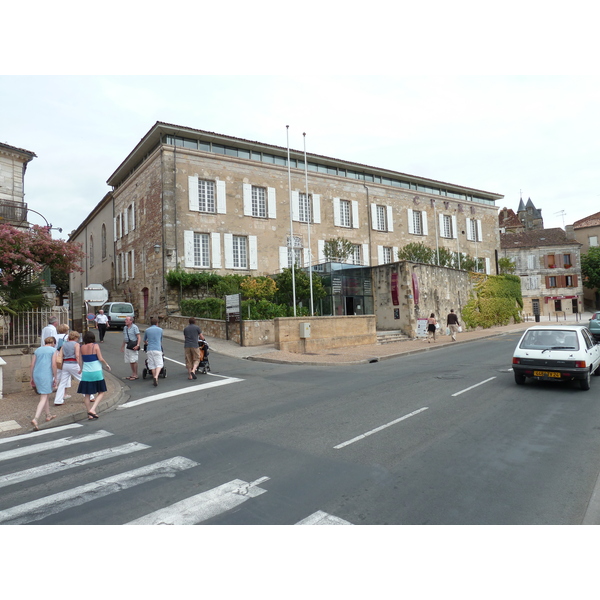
left=565, top=224, right=576, bottom=241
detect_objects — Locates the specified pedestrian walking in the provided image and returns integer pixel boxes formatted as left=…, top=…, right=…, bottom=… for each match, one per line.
left=53, top=324, right=72, bottom=403
left=78, top=331, right=111, bottom=420
left=121, top=316, right=141, bottom=380
left=427, top=313, right=437, bottom=343
left=30, top=336, right=58, bottom=430
left=54, top=330, right=83, bottom=405
left=447, top=309, right=460, bottom=342
left=183, top=317, right=205, bottom=380
left=40, top=316, right=58, bottom=347
left=143, top=317, right=164, bottom=387
left=95, top=309, right=109, bottom=342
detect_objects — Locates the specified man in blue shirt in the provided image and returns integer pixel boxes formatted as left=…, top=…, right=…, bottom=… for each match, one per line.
left=143, top=317, right=164, bottom=386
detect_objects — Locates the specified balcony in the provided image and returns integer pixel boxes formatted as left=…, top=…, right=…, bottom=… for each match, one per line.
left=0, top=199, right=28, bottom=223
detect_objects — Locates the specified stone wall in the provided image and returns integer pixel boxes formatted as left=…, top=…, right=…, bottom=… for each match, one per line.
left=0, top=347, right=34, bottom=394
left=274, top=315, right=376, bottom=353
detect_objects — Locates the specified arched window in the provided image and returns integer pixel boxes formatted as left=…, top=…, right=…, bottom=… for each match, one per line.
left=89, top=235, right=94, bottom=267
left=101, top=224, right=107, bottom=260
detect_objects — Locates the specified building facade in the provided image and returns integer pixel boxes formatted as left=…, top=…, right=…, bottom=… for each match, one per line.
left=72, top=121, right=503, bottom=321
left=0, top=142, right=36, bottom=228
left=500, top=228, right=583, bottom=318
left=572, top=211, right=600, bottom=310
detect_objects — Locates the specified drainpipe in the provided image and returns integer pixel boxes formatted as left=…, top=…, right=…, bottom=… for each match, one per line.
left=363, top=183, right=372, bottom=266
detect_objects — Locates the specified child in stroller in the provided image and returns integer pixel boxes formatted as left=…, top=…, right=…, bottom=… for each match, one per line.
left=196, top=339, right=211, bottom=374
left=142, top=341, right=167, bottom=380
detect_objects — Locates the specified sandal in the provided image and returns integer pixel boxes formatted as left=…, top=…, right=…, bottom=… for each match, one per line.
left=45, top=415, right=57, bottom=422
left=31, top=418, right=39, bottom=431
left=87, top=412, right=99, bottom=420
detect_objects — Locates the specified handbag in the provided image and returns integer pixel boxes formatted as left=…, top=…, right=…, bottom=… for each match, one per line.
left=458, top=326, right=463, bottom=333
left=56, top=347, right=64, bottom=370
left=125, top=328, right=137, bottom=350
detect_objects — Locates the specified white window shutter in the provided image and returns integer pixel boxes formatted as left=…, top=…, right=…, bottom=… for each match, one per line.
left=371, top=204, right=378, bottom=230
left=124, top=208, right=129, bottom=235
left=318, top=239, right=325, bottom=262
left=377, top=245, right=384, bottom=265
left=303, top=247, right=310, bottom=267
left=243, top=183, right=252, bottom=216
left=466, top=218, right=473, bottom=241
left=267, top=187, right=277, bottom=218
left=279, top=247, right=288, bottom=270
left=485, top=257, right=491, bottom=274
left=292, top=191, right=300, bottom=221
left=211, top=232, right=221, bottom=269
left=130, top=249, right=135, bottom=278
left=312, top=194, right=321, bottom=224
left=184, top=230, right=195, bottom=267
left=188, top=176, right=199, bottom=211
left=439, top=214, right=445, bottom=237
left=113, top=217, right=117, bottom=242
left=249, top=236, right=258, bottom=270
left=407, top=209, right=414, bottom=234
left=476, top=219, right=482, bottom=242
left=131, top=202, right=136, bottom=230
left=422, top=211, right=428, bottom=235
left=452, top=215, right=457, bottom=239
left=362, top=243, right=369, bottom=266
left=393, top=246, right=398, bottom=261
left=352, top=200, right=359, bottom=229
left=216, top=180, right=227, bottom=214
left=224, top=233, right=233, bottom=269
left=386, top=205, right=394, bottom=232
left=333, top=198, right=341, bottom=227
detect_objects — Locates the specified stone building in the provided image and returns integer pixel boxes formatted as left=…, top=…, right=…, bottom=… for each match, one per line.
left=71, top=121, right=503, bottom=321
left=572, top=211, right=600, bottom=310
left=0, top=141, right=36, bottom=228
left=498, top=197, right=544, bottom=234
left=500, top=228, right=583, bottom=318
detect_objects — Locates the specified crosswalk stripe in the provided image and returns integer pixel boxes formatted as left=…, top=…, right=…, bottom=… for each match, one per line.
left=118, top=377, right=244, bottom=409
left=0, top=430, right=113, bottom=463
left=0, top=442, right=150, bottom=489
left=0, top=456, right=198, bottom=525
left=126, top=476, right=270, bottom=525
left=0, top=423, right=83, bottom=446
left=295, top=510, right=353, bottom=525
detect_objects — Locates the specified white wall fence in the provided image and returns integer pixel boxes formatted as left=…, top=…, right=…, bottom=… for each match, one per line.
left=0, top=306, right=69, bottom=348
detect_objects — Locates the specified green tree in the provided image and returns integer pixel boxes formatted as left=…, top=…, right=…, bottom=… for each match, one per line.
left=323, top=237, right=355, bottom=262
left=581, top=247, right=600, bottom=308
left=397, top=242, right=435, bottom=264
left=274, top=268, right=326, bottom=310
left=498, top=257, right=516, bottom=274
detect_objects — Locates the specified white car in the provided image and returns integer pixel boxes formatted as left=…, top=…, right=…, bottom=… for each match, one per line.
left=512, top=325, right=600, bottom=390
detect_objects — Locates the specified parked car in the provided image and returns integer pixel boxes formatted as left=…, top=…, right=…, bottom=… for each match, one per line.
left=102, top=302, right=135, bottom=330
left=589, top=312, right=600, bottom=341
left=512, top=325, right=600, bottom=390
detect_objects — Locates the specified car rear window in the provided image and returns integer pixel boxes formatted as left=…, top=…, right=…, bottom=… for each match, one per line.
left=110, top=303, right=134, bottom=313
left=519, top=330, right=580, bottom=351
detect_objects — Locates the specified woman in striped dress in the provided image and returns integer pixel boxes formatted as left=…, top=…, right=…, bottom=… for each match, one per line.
left=78, top=331, right=111, bottom=420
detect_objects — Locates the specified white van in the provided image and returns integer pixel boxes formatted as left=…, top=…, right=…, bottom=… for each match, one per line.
left=102, top=302, right=135, bottom=330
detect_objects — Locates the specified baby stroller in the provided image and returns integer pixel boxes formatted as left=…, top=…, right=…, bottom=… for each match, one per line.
left=196, top=339, right=211, bottom=374
left=141, top=342, right=167, bottom=379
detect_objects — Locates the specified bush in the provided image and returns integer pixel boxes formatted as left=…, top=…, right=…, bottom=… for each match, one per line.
left=180, top=298, right=225, bottom=320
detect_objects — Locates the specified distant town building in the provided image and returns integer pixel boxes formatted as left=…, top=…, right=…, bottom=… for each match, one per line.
left=500, top=228, right=583, bottom=318
left=0, top=141, right=36, bottom=228
left=572, top=211, right=600, bottom=310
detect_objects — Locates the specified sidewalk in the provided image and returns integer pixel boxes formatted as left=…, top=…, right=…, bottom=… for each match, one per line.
left=1, top=312, right=592, bottom=438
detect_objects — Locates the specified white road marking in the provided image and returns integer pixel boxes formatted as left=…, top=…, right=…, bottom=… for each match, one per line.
left=451, top=377, right=497, bottom=397
left=0, top=442, right=150, bottom=489
left=126, top=476, right=270, bottom=525
left=0, top=423, right=83, bottom=446
left=0, top=456, right=198, bottom=525
left=118, top=377, right=244, bottom=408
left=295, top=510, right=352, bottom=525
left=0, top=430, right=113, bottom=462
left=334, top=407, right=429, bottom=449
left=162, top=356, right=230, bottom=379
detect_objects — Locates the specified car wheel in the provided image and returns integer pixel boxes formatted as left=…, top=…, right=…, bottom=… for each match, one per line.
left=580, top=369, right=591, bottom=391
left=514, top=371, right=526, bottom=385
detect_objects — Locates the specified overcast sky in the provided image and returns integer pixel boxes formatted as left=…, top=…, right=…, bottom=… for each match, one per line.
left=2, top=74, right=598, bottom=240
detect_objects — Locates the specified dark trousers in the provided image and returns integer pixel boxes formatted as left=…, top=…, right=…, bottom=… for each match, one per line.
left=98, top=323, right=107, bottom=341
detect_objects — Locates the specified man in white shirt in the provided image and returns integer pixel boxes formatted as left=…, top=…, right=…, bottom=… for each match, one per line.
left=95, top=309, right=109, bottom=342
left=40, top=316, right=58, bottom=346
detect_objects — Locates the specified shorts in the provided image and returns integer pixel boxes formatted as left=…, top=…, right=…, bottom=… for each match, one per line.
left=146, top=350, right=164, bottom=370
left=185, top=347, right=200, bottom=370
left=124, top=348, right=139, bottom=364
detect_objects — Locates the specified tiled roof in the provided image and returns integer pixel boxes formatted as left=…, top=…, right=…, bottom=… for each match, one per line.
left=0, top=141, right=36, bottom=158
left=573, top=211, right=600, bottom=229
left=498, top=208, right=522, bottom=228
left=500, top=228, right=581, bottom=249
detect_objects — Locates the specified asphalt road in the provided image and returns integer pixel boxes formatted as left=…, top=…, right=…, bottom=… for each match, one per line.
left=2, top=330, right=600, bottom=525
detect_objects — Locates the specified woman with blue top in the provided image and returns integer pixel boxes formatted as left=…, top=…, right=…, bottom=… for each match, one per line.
left=78, top=331, right=111, bottom=420
left=30, top=336, right=59, bottom=430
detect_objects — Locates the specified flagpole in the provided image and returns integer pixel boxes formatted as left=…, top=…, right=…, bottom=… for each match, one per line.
left=287, top=126, right=297, bottom=316
left=303, top=132, right=314, bottom=316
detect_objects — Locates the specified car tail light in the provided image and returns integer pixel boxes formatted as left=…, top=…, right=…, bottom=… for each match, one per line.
left=575, top=361, right=587, bottom=368
left=512, top=357, right=520, bottom=364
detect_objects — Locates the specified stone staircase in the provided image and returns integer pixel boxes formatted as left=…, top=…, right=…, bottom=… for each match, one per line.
left=376, top=330, right=413, bottom=344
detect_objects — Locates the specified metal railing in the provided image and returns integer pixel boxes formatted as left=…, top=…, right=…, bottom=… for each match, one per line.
left=0, top=199, right=28, bottom=223
left=0, top=306, right=69, bottom=348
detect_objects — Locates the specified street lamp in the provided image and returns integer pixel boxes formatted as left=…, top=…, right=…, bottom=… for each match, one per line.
left=26, top=208, right=62, bottom=233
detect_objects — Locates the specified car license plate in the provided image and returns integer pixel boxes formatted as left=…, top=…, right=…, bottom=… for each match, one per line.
left=534, top=371, right=561, bottom=378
